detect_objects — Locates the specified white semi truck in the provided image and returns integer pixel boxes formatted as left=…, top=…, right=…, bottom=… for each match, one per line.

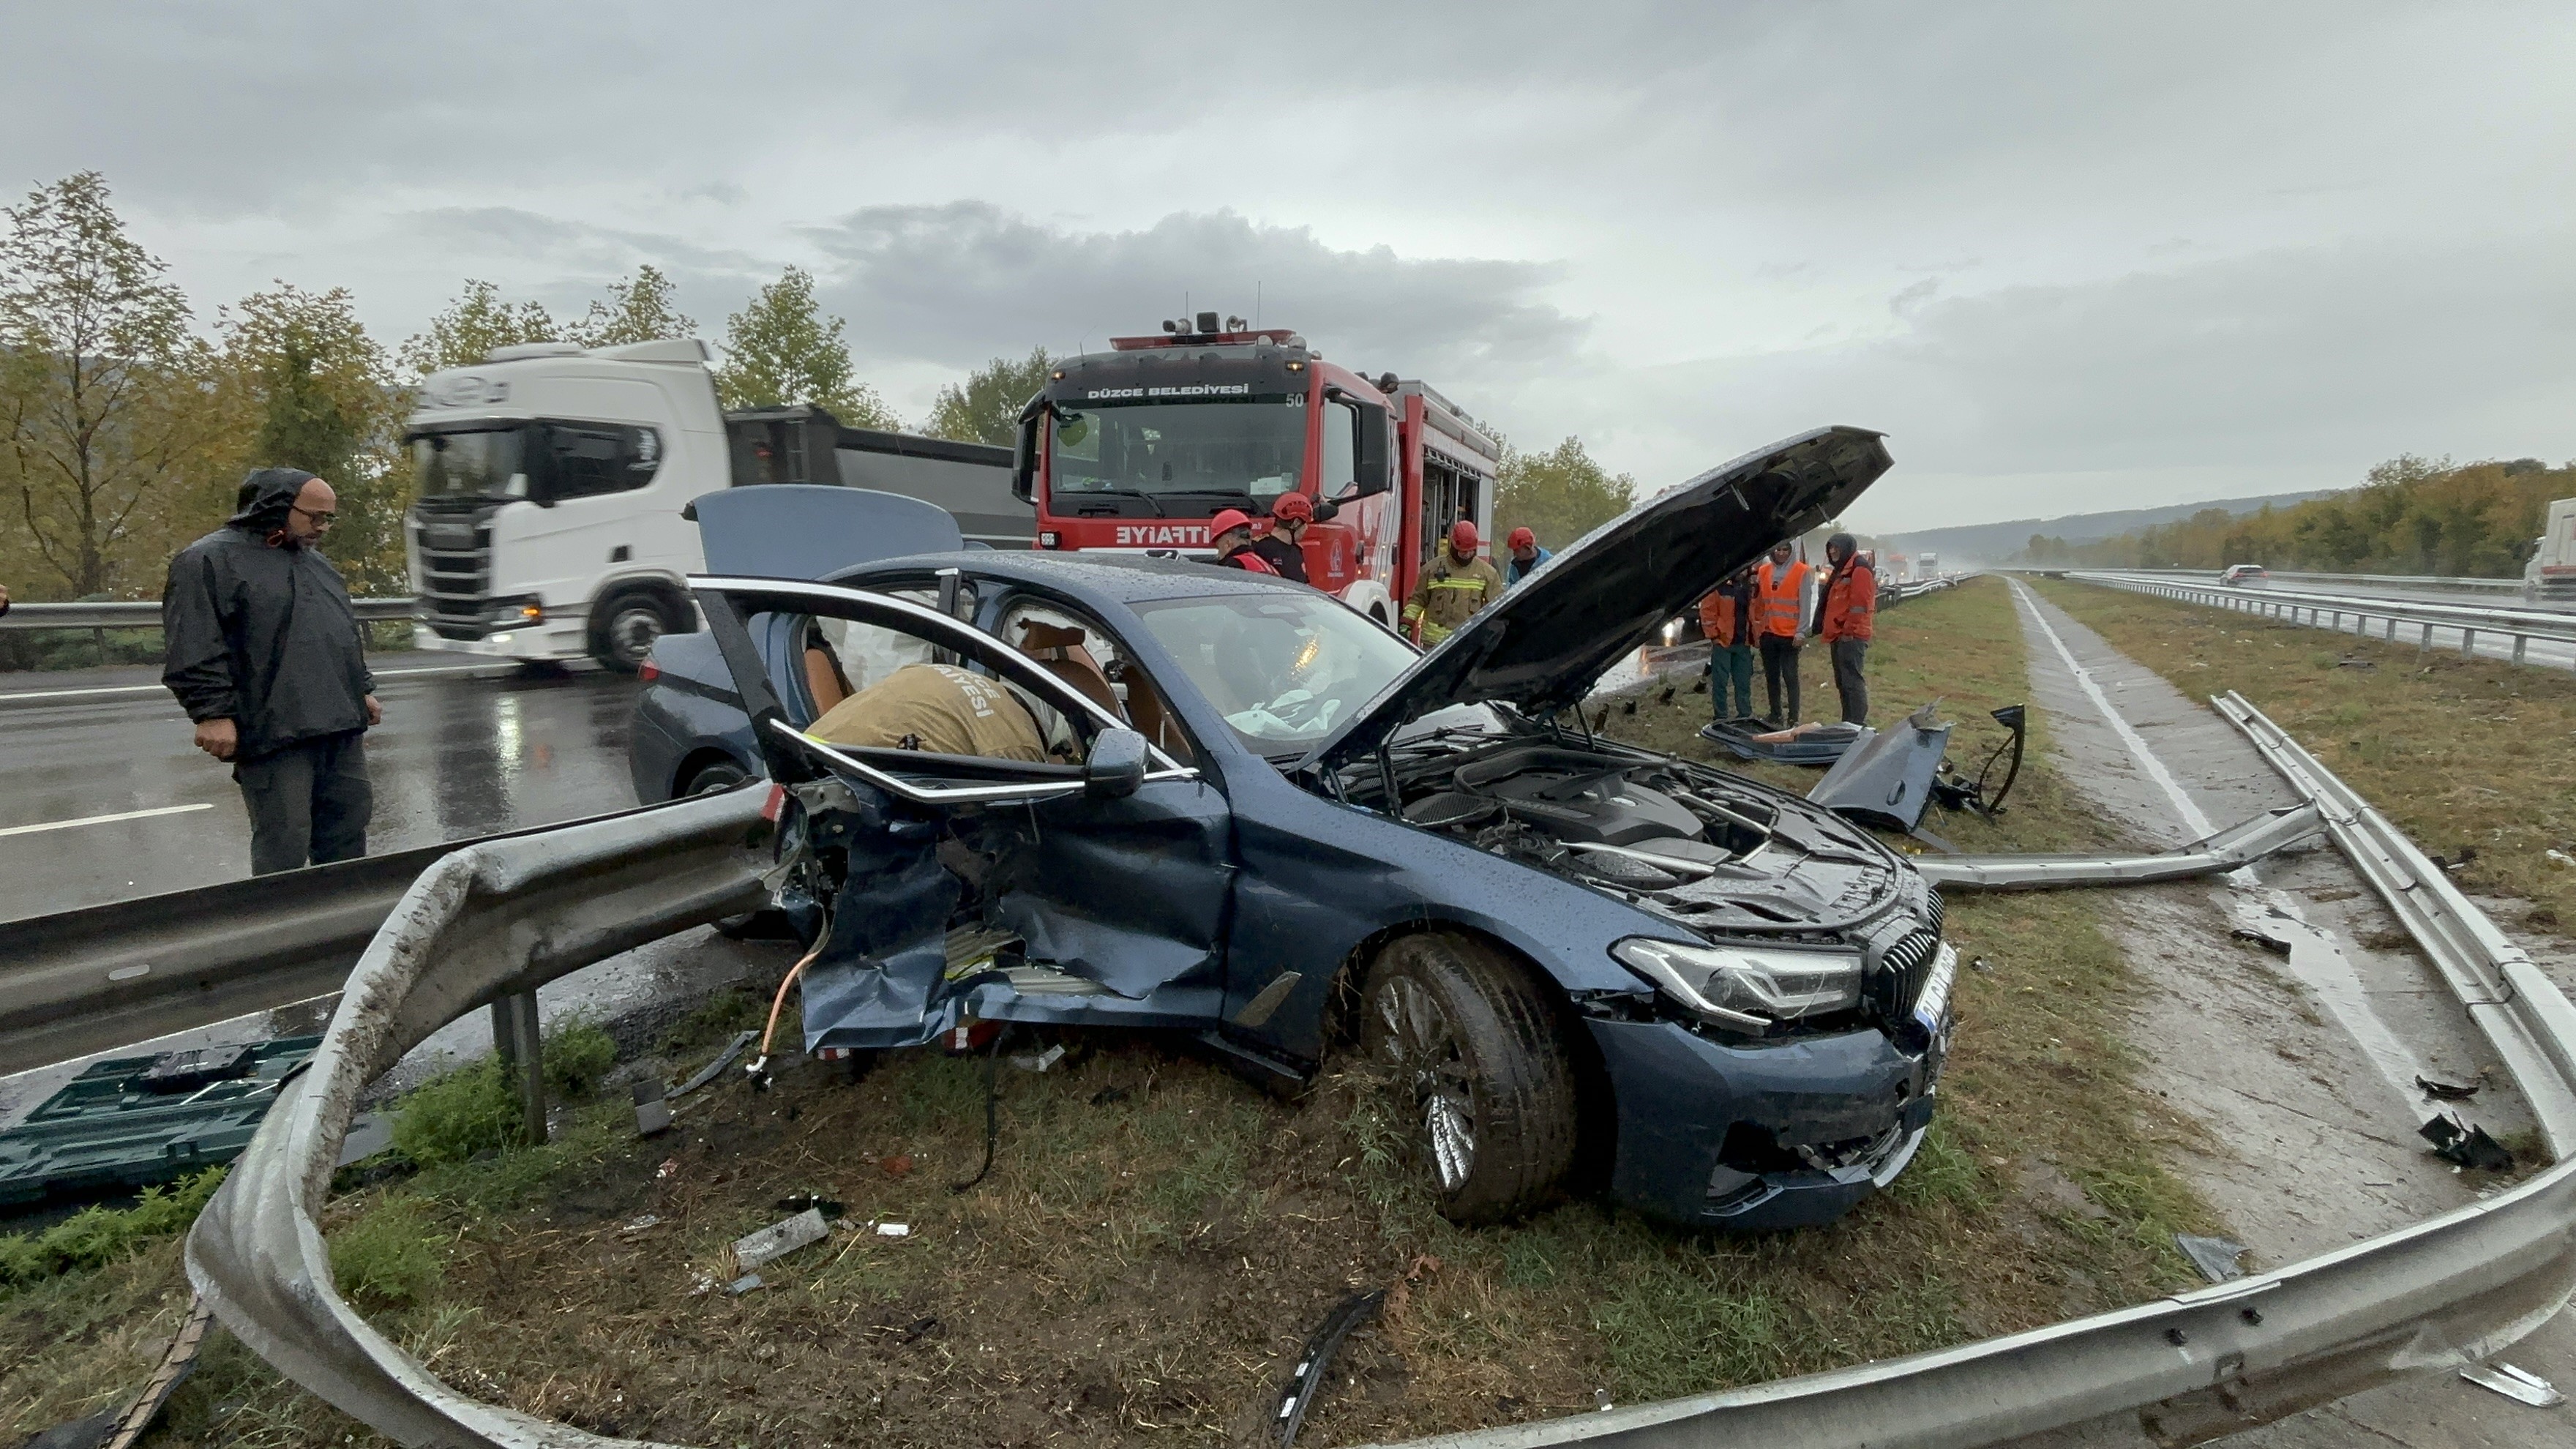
left=402, top=339, right=1022, bottom=670
left=2526, top=496, right=2576, bottom=604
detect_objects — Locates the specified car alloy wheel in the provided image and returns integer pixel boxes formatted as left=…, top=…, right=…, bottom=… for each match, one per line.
left=1357, top=933, right=1579, bottom=1224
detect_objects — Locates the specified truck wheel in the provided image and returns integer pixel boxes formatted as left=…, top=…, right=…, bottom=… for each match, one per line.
left=1358, top=934, right=1578, bottom=1224
left=591, top=590, right=675, bottom=673
left=685, top=761, right=782, bottom=940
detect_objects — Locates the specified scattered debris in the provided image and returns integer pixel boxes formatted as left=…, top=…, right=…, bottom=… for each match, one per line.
left=895, top=1316, right=940, bottom=1344
left=2546, top=849, right=2575, bottom=871
left=1595, top=1389, right=1615, bottom=1412
left=0, top=1037, right=321, bottom=1205
left=2460, top=1362, right=2563, bottom=1407
left=725, top=1273, right=765, bottom=1295
left=1809, top=703, right=1950, bottom=832
left=879, top=1154, right=914, bottom=1177
left=2175, top=1234, right=2249, bottom=1284
left=654, top=1158, right=681, bottom=1182
left=1270, top=1289, right=1386, bottom=1448
left=1969, top=956, right=1995, bottom=974
left=732, top=1207, right=831, bottom=1272
left=2333, top=655, right=2377, bottom=670
left=1012, top=1043, right=1068, bottom=1074
left=335, top=1112, right=394, bottom=1168
left=2231, top=926, right=2293, bottom=956
left=685, top=1271, right=717, bottom=1296
left=2415, top=1074, right=2482, bottom=1101
left=775, top=1191, right=845, bottom=1219
left=1089, top=1085, right=1132, bottom=1107
left=2419, top=1113, right=2515, bottom=1172
left=671, top=1030, right=758, bottom=1099
left=873, top=1221, right=912, bottom=1238
left=620, top=1214, right=662, bottom=1235
left=632, top=1079, right=673, bottom=1137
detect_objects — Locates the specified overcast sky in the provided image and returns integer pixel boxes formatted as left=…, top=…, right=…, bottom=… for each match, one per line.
left=5, top=2, right=2570, bottom=533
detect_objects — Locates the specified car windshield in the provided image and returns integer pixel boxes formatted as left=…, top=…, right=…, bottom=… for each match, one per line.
left=1131, top=591, right=1416, bottom=751
left=1051, top=399, right=1305, bottom=504
left=412, top=427, right=529, bottom=499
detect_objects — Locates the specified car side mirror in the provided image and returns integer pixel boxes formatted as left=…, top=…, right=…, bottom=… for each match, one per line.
left=1349, top=405, right=1393, bottom=500
left=1083, top=726, right=1149, bottom=800
left=1011, top=396, right=1044, bottom=504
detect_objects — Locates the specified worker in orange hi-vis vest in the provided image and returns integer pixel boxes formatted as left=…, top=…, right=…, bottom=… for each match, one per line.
left=1816, top=532, right=1877, bottom=724
left=1751, top=541, right=1812, bottom=726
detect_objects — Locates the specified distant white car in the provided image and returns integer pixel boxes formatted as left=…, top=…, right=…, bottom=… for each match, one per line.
left=2219, top=564, right=2269, bottom=587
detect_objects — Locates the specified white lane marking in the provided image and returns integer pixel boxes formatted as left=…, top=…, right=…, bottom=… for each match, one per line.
left=2009, top=580, right=2433, bottom=1109
left=0, top=802, right=216, bottom=838
left=0, top=662, right=518, bottom=704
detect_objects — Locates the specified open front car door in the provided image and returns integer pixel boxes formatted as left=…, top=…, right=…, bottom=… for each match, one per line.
left=692, top=574, right=1229, bottom=1052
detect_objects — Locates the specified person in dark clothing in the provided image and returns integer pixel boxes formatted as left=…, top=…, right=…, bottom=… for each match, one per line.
left=1249, top=493, right=1313, bottom=583
left=162, top=468, right=381, bottom=875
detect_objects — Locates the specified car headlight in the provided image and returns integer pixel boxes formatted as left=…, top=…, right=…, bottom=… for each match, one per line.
left=1612, top=938, right=1864, bottom=1029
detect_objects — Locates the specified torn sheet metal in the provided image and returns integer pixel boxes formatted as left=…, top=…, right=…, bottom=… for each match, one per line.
left=732, top=1208, right=829, bottom=1272
left=1698, top=718, right=1866, bottom=765
left=2460, top=1362, right=2564, bottom=1407
left=1914, top=804, right=2323, bottom=891
left=1807, top=704, right=1950, bottom=833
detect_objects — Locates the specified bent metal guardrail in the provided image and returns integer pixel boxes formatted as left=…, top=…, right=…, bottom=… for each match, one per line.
left=0, top=599, right=417, bottom=632
left=174, top=707, right=2576, bottom=1449
left=2071, top=571, right=2576, bottom=669
left=0, top=804, right=689, bottom=1079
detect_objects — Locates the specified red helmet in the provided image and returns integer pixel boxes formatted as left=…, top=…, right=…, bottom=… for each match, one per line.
left=1208, top=509, right=1254, bottom=542
left=1506, top=526, right=1535, bottom=551
left=1450, top=520, right=1479, bottom=553
left=1270, top=492, right=1314, bottom=523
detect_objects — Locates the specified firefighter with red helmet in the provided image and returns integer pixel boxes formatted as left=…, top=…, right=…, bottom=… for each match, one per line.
left=1401, top=520, right=1503, bottom=645
left=1251, top=493, right=1313, bottom=583
left=1208, top=509, right=1279, bottom=574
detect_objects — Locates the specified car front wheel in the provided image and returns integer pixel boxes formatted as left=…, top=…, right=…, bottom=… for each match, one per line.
left=1359, top=934, right=1579, bottom=1224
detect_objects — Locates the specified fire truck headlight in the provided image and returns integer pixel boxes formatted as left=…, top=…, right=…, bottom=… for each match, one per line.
left=1040, top=531, right=1060, bottom=549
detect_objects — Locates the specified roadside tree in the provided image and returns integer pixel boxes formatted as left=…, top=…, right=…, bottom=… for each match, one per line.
left=925, top=348, right=1049, bottom=447
left=0, top=171, right=224, bottom=599
left=400, top=280, right=560, bottom=376
left=568, top=264, right=696, bottom=349
left=713, top=266, right=899, bottom=430
left=218, top=283, right=411, bottom=594
left=1494, top=435, right=1635, bottom=555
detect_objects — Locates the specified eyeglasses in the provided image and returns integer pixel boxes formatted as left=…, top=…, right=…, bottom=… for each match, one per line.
left=293, top=506, right=337, bottom=526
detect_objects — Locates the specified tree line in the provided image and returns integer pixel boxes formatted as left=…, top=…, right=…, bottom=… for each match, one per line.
left=2020, top=454, right=2575, bottom=576
left=2, top=171, right=1639, bottom=606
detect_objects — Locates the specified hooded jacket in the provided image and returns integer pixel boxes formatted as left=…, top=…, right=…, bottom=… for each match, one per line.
left=161, top=468, right=374, bottom=760
left=1816, top=532, right=1876, bottom=643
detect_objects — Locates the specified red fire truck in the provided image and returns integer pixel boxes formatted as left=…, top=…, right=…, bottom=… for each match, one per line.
left=1010, top=311, right=1500, bottom=629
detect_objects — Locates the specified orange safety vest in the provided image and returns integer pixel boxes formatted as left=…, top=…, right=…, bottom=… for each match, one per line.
left=1821, top=559, right=1876, bottom=642
left=1754, top=560, right=1810, bottom=638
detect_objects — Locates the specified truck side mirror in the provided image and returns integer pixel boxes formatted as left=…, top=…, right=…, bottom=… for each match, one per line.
left=1011, top=397, right=1044, bottom=504
left=1083, top=727, right=1148, bottom=800
left=1348, top=405, right=1393, bottom=500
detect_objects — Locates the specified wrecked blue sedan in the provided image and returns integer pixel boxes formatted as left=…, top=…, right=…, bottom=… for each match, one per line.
left=691, top=425, right=1953, bottom=1229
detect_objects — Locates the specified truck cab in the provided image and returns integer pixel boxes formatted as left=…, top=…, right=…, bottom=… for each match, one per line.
left=2527, top=497, right=2576, bottom=604
left=405, top=342, right=1025, bottom=671
left=408, top=339, right=725, bottom=670
left=1014, top=314, right=1498, bottom=629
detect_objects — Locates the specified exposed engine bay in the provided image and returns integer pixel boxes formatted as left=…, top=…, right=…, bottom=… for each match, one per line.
left=1331, top=731, right=1947, bottom=1034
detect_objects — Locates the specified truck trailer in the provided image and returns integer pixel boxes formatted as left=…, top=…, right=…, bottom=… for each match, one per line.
left=403, top=340, right=1020, bottom=670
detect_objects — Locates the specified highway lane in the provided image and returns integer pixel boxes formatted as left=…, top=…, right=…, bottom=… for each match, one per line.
left=0, top=656, right=648, bottom=921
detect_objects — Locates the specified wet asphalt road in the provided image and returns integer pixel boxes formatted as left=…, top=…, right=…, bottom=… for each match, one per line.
left=0, top=656, right=648, bottom=921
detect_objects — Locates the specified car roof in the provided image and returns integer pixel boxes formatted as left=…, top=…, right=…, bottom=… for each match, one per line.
left=823, top=549, right=1313, bottom=607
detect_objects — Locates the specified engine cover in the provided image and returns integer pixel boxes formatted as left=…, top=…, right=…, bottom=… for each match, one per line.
left=1483, top=768, right=1706, bottom=847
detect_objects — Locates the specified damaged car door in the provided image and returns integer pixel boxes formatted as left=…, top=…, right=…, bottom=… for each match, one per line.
left=694, top=574, right=1231, bottom=1051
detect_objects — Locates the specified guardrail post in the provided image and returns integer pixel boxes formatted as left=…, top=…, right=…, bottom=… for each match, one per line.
left=2461, top=628, right=2477, bottom=659
left=2514, top=635, right=2528, bottom=665
left=2385, top=617, right=2397, bottom=640
left=2419, top=621, right=2434, bottom=651
left=490, top=991, right=547, bottom=1145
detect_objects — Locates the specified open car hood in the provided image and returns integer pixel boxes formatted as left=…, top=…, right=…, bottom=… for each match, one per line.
left=1303, top=425, right=1893, bottom=768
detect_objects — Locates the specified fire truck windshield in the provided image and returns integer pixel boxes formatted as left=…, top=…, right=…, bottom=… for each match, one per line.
left=1051, top=399, right=1305, bottom=508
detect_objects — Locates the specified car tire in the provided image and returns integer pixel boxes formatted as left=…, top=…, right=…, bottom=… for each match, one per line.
left=684, top=761, right=779, bottom=940
left=591, top=589, right=675, bottom=673
left=1359, top=934, right=1579, bottom=1224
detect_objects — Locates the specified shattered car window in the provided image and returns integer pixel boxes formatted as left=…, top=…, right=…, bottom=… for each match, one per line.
left=1131, top=592, right=1417, bottom=750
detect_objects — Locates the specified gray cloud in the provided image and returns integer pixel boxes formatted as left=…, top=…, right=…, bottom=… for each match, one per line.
left=802, top=203, right=1588, bottom=382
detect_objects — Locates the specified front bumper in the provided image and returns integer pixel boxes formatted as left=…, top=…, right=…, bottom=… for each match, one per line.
left=411, top=622, right=586, bottom=661
left=1589, top=946, right=1954, bottom=1229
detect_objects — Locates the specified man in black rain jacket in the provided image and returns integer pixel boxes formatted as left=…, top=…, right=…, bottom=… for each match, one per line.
left=162, top=468, right=381, bottom=874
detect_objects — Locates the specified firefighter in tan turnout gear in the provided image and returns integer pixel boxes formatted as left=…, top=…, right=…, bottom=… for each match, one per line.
left=1401, top=520, right=1504, bottom=645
